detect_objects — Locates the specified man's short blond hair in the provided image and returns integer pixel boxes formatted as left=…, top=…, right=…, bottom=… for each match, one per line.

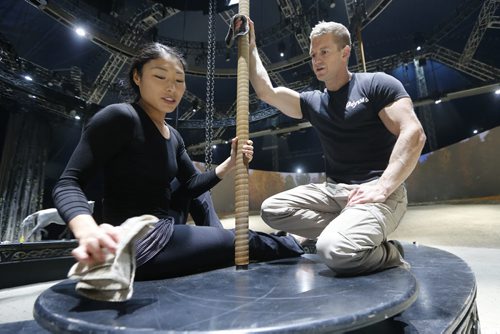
left=310, top=21, right=351, bottom=50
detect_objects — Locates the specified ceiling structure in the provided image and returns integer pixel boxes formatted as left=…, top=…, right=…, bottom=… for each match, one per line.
left=0, top=0, right=499, bottom=173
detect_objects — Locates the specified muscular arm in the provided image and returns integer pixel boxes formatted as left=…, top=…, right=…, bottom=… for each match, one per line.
left=377, top=97, right=426, bottom=196
left=348, top=97, right=426, bottom=205
left=248, top=20, right=302, bottom=119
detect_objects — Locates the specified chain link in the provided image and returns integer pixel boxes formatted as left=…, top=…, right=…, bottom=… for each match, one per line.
left=204, top=0, right=216, bottom=171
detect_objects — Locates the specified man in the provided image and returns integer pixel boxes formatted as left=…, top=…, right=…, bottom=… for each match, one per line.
left=248, top=19, right=426, bottom=276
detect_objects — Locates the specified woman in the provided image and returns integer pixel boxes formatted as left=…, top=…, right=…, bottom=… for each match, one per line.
left=52, top=42, right=303, bottom=280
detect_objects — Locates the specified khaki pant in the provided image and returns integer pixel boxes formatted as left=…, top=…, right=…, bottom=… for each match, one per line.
left=261, top=179, right=408, bottom=275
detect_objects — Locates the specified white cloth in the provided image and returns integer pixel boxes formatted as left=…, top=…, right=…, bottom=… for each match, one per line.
left=67, top=215, right=158, bottom=302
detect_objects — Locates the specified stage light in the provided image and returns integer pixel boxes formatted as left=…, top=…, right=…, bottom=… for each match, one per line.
left=75, top=115, right=81, bottom=120
left=75, top=27, right=86, bottom=37
left=278, top=41, right=286, bottom=58
left=413, top=33, right=425, bottom=52
left=296, top=168, right=302, bottom=174
left=24, top=75, right=33, bottom=81
left=495, top=89, right=500, bottom=95
left=212, top=145, right=217, bottom=149
left=434, top=99, right=442, bottom=104
left=473, top=129, right=478, bottom=134
left=192, top=99, right=199, bottom=112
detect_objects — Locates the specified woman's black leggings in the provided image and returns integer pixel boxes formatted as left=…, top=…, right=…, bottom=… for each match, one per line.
left=135, top=225, right=303, bottom=280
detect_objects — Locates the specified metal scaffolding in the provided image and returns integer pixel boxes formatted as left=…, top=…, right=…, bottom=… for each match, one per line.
left=433, top=45, right=499, bottom=82
left=88, top=4, right=179, bottom=104
left=276, top=0, right=311, bottom=53
left=460, top=0, right=500, bottom=64
left=413, top=59, right=437, bottom=151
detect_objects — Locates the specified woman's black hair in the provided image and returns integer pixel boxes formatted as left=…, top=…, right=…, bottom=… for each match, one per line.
left=126, top=42, right=187, bottom=102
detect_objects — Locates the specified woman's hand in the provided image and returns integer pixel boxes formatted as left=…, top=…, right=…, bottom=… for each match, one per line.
left=69, top=215, right=121, bottom=266
left=215, top=137, right=254, bottom=179
left=230, top=137, right=254, bottom=167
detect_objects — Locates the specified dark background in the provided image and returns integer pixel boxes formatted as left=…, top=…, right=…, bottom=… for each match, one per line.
left=0, top=0, right=499, bottom=194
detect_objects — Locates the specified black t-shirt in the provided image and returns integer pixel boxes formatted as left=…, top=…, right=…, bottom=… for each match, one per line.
left=52, top=103, right=220, bottom=225
left=300, top=72, right=409, bottom=184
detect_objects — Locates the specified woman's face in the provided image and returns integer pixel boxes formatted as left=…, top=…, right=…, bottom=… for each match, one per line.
left=133, top=54, right=186, bottom=114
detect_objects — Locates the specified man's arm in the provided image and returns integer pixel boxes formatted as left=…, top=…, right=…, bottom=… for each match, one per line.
left=248, top=19, right=302, bottom=119
left=347, top=97, right=426, bottom=205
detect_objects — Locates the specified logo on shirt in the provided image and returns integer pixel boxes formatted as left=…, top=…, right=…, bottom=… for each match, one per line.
left=346, top=97, right=369, bottom=109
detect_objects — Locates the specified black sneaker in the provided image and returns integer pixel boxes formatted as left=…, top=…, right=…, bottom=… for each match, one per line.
left=388, top=240, right=404, bottom=258
left=301, top=239, right=317, bottom=254
left=271, top=230, right=288, bottom=237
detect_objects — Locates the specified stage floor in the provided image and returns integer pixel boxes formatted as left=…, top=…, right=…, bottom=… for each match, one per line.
left=1, top=203, right=499, bottom=332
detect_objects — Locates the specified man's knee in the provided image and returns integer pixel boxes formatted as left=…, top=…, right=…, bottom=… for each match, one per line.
left=260, top=196, right=290, bottom=227
left=316, top=232, right=366, bottom=275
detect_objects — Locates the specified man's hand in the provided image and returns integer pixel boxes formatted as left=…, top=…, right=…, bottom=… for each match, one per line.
left=235, top=16, right=255, bottom=48
left=347, top=183, right=389, bottom=206
left=248, top=18, right=256, bottom=48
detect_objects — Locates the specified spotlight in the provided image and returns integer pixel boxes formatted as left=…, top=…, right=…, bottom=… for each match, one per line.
left=75, top=27, right=86, bottom=37
left=413, top=33, right=425, bottom=51
left=434, top=99, right=442, bottom=104
left=472, top=129, right=478, bottom=134
left=495, top=89, right=500, bottom=95
left=212, top=145, right=217, bottom=149
left=75, top=115, right=81, bottom=120
left=296, top=168, right=302, bottom=174
left=192, top=99, right=199, bottom=112
left=24, top=75, right=33, bottom=81
left=278, top=41, right=286, bottom=58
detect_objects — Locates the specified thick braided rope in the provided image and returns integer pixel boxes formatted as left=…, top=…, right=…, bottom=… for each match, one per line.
left=234, top=0, right=250, bottom=269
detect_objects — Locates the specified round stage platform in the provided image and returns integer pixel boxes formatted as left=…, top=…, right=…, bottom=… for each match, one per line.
left=33, top=244, right=478, bottom=333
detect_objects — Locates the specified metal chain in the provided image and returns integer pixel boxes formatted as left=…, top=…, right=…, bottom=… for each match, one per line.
left=204, top=0, right=216, bottom=171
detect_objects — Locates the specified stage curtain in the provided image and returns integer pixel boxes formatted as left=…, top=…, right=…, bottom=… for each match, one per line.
left=0, top=111, right=49, bottom=242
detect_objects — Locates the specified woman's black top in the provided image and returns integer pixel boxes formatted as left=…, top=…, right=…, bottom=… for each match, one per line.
left=52, top=103, right=220, bottom=226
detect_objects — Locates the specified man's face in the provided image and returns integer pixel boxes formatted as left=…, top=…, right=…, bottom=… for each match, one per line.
left=309, top=33, right=348, bottom=83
